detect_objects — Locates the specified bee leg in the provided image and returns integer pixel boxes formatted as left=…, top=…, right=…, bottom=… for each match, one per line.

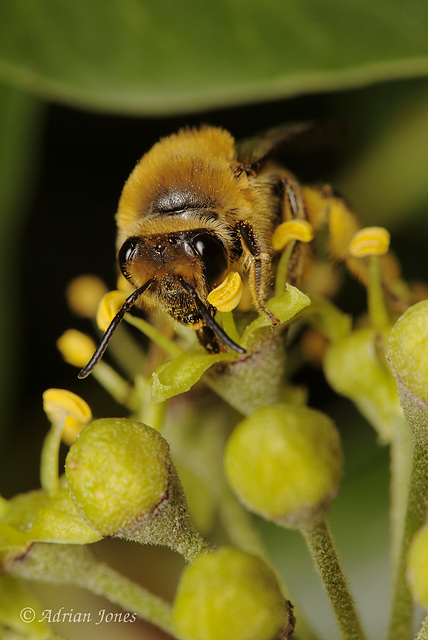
left=278, top=176, right=311, bottom=287
left=236, top=220, right=279, bottom=327
left=281, top=175, right=302, bottom=220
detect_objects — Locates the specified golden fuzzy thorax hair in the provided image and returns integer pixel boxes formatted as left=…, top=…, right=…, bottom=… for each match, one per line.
left=116, top=126, right=256, bottom=244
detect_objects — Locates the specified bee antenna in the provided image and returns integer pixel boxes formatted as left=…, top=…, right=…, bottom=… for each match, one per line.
left=178, top=278, right=246, bottom=355
left=78, top=278, right=155, bottom=379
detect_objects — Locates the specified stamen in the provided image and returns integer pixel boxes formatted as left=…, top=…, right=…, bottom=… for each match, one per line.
left=272, top=220, right=314, bottom=251
left=57, top=329, right=97, bottom=368
left=97, top=290, right=128, bottom=331
left=43, top=388, right=92, bottom=426
left=207, top=272, right=243, bottom=312
left=66, top=275, right=108, bottom=318
left=349, top=227, right=390, bottom=258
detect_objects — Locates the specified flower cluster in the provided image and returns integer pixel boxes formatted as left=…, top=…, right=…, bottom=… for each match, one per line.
left=1, top=208, right=427, bottom=640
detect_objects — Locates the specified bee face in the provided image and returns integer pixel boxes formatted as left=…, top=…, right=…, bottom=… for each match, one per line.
left=118, top=228, right=229, bottom=325
left=119, top=229, right=228, bottom=288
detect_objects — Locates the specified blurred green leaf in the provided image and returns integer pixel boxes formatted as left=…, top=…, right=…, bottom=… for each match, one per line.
left=1, top=0, right=428, bottom=114
left=0, top=84, right=41, bottom=445
left=336, top=86, right=428, bottom=225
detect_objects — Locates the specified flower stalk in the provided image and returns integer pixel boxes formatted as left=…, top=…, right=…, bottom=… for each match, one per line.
left=7, top=543, right=177, bottom=637
left=386, top=301, right=428, bottom=640
left=302, top=520, right=367, bottom=640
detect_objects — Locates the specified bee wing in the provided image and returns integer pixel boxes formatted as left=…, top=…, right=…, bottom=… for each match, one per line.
left=236, top=122, right=335, bottom=174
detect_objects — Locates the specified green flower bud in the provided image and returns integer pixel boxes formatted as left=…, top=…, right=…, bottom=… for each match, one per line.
left=388, top=300, right=428, bottom=405
left=224, top=404, right=342, bottom=528
left=66, top=418, right=208, bottom=561
left=66, top=418, right=169, bottom=535
left=407, top=524, right=428, bottom=607
left=172, top=547, right=292, bottom=640
left=324, top=327, right=401, bottom=443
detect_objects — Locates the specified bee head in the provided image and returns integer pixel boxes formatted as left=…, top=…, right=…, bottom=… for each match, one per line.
left=78, top=228, right=243, bottom=380
left=118, top=229, right=228, bottom=293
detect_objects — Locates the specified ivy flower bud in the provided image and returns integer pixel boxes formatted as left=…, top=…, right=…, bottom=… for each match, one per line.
left=407, top=524, right=428, bottom=607
left=324, top=327, right=400, bottom=443
left=388, top=300, right=428, bottom=405
left=66, top=275, right=108, bottom=318
left=172, top=547, right=292, bottom=640
left=272, top=219, right=314, bottom=251
left=65, top=418, right=208, bottom=561
left=96, top=290, right=127, bottom=331
left=348, top=226, right=390, bottom=257
left=57, top=329, right=97, bottom=368
left=207, top=272, right=243, bottom=312
left=224, top=404, right=342, bottom=529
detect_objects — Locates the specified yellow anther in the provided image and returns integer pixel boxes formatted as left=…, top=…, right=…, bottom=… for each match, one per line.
left=349, top=227, right=390, bottom=258
left=272, top=220, right=314, bottom=251
left=207, top=272, right=243, bottom=312
left=43, top=388, right=92, bottom=445
left=96, top=290, right=127, bottom=331
left=57, top=329, right=97, bottom=368
left=66, top=275, right=108, bottom=318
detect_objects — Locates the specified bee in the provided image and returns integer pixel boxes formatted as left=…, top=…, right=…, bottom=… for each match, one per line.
left=78, top=123, right=326, bottom=379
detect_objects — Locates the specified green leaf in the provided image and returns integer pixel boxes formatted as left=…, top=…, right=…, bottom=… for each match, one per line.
left=1, top=0, right=428, bottom=114
left=0, top=84, right=41, bottom=447
left=337, top=86, right=428, bottom=226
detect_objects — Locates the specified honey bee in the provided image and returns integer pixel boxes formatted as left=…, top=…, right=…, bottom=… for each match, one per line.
left=78, top=123, right=326, bottom=379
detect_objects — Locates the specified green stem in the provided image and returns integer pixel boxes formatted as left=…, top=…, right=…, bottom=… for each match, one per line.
left=8, top=543, right=177, bottom=636
left=133, top=375, right=167, bottom=430
left=302, top=520, right=367, bottom=640
left=389, top=415, right=414, bottom=577
left=218, top=310, right=241, bottom=345
left=93, top=361, right=134, bottom=407
left=40, top=416, right=64, bottom=496
left=99, top=322, right=146, bottom=378
left=125, top=313, right=183, bottom=357
left=386, top=384, right=428, bottom=640
left=367, top=255, right=389, bottom=329
left=219, top=485, right=271, bottom=559
left=386, top=436, right=428, bottom=640
left=275, top=241, right=295, bottom=296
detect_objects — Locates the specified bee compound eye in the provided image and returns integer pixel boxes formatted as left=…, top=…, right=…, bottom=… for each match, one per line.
left=118, top=236, right=143, bottom=278
left=192, top=233, right=228, bottom=288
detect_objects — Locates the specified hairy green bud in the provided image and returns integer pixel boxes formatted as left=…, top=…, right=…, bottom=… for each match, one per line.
left=65, top=418, right=208, bottom=560
left=172, top=547, right=292, bottom=640
left=224, top=404, right=342, bottom=528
